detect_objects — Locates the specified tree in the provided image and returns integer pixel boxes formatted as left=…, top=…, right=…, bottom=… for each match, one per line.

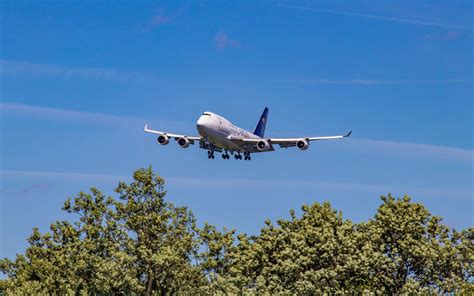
left=367, top=194, right=473, bottom=294
left=0, top=187, right=140, bottom=295
left=113, top=167, right=204, bottom=295
left=0, top=167, right=205, bottom=295
left=224, top=195, right=473, bottom=294
left=225, top=202, right=376, bottom=294
left=1, top=168, right=472, bottom=294
left=197, top=223, right=236, bottom=293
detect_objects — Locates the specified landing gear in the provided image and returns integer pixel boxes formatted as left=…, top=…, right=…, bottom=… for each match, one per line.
left=208, top=150, right=249, bottom=160
left=221, top=150, right=230, bottom=159
left=244, top=152, right=251, bottom=161
left=207, top=150, right=215, bottom=159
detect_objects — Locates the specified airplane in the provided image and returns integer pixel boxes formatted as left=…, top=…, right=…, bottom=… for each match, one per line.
left=144, top=107, right=351, bottom=160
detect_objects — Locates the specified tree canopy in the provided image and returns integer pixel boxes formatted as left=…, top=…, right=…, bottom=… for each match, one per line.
left=1, top=167, right=472, bottom=295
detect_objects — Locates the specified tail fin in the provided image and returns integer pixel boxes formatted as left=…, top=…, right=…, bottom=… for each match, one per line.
left=253, top=107, right=269, bottom=138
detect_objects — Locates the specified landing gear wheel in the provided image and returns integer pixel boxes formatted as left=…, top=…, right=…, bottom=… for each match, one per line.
left=208, top=151, right=215, bottom=159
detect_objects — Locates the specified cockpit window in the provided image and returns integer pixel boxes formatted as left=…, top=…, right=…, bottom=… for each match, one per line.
left=202, top=112, right=211, bottom=116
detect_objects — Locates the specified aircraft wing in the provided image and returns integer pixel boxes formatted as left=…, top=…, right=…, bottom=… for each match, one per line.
left=229, top=131, right=351, bottom=148
left=144, top=124, right=203, bottom=142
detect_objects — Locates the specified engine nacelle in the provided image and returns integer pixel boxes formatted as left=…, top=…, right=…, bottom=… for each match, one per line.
left=296, top=139, right=309, bottom=150
left=157, top=135, right=169, bottom=145
left=177, top=137, right=190, bottom=148
left=257, top=140, right=271, bottom=151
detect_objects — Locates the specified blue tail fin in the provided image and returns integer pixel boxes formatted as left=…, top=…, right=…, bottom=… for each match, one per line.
left=253, top=107, right=269, bottom=138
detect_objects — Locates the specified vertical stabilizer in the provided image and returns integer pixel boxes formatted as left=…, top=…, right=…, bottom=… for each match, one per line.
left=253, top=107, right=269, bottom=138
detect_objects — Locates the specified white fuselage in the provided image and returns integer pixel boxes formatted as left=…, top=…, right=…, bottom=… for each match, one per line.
left=196, top=111, right=260, bottom=151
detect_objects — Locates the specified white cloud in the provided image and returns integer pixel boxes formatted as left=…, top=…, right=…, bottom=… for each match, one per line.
left=2, top=102, right=472, bottom=165
left=0, top=102, right=141, bottom=126
left=286, top=78, right=473, bottom=85
left=151, top=14, right=170, bottom=26
left=278, top=3, right=473, bottom=30
left=0, top=60, right=156, bottom=82
left=348, top=138, right=473, bottom=165
left=1, top=170, right=471, bottom=199
left=168, top=177, right=472, bottom=199
left=215, top=30, right=240, bottom=50
left=0, top=102, right=188, bottom=129
left=0, top=170, right=127, bottom=182
left=267, top=129, right=472, bottom=165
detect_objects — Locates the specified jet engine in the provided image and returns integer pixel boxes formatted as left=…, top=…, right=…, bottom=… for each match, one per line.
left=296, top=139, right=309, bottom=150
left=157, top=135, right=169, bottom=145
left=257, top=140, right=271, bottom=151
left=177, top=137, right=190, bottom=148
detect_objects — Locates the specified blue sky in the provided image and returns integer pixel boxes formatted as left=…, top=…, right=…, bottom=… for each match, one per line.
left=0, top=1, right=472, bottom=260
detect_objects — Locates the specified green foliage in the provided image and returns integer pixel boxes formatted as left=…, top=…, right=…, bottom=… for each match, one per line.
left=114, top=167, right=204, bottom=294
left=1, top=168, right=472, bottom=295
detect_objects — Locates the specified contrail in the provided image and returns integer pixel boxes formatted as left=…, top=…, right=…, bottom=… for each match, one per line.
left=278, top=3, right=473, bottom=30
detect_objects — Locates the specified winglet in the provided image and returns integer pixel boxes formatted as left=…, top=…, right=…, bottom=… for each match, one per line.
left=344, top=130, right=352, bottom=137
left=144, top=123, right=148, bottom=132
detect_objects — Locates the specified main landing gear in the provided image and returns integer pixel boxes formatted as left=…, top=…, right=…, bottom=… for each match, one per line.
left=207, top=151, right=215, bottom=159
left=244, top=152, right=251, bottom=161
left=228, top=151, right=250, bottom=160
left=217, top=150, right=230, bottom=160
left=207, top=150, right=251, bottom=160
left=233, top=152, right=250, bottom=160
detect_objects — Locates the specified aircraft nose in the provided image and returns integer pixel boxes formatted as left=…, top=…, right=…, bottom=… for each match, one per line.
left=196, top=116, right=206, bottom=128
left=196, top=115, right=209, bottom=135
